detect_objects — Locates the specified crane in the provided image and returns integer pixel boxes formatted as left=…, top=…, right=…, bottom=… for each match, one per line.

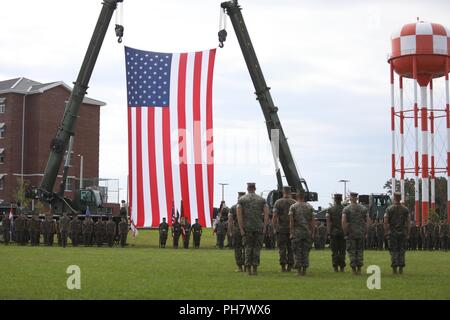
left=27, top=0, right=124, bottom=215
left=219, top=0, right=318, bottom=204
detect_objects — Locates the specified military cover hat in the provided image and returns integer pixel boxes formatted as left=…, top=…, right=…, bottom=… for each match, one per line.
left=349, top=192, right=358, bottom=197
left=334, top=193, right=343, bottom=200
left=282, top=186, right=292, bottom=193
left=247, top=182, right=256, bottom=188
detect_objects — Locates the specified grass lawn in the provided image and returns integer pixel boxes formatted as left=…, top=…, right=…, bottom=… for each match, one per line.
left=0, top=229, right=449, bottom=300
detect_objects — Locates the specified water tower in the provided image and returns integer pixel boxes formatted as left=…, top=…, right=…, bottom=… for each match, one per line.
left=388, top=20, right=450, bottom=225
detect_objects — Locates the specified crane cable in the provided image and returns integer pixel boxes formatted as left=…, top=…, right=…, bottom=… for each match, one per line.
left=115, top=1, right=124, bottom=43
left=218, top=6, right=228, bottom=48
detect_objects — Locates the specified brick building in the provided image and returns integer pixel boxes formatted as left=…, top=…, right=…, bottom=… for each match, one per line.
left=0, top=77, right=105, bottom=206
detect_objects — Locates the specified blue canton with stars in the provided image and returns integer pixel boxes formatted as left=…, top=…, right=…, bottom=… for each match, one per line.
left=125, top=47, right=172, bottom=107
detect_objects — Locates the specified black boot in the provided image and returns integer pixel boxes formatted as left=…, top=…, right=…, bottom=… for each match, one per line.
left=339, top=266, right=345, bottom=272
left=398, top=267, right=403, bottom=275
left=281, top=264, right=286, bottom=272
left=287, top=264, right=293, bottom=272
left=333, top=266, right=339, bottom=273
left=252, top=266, right=258, bottom=276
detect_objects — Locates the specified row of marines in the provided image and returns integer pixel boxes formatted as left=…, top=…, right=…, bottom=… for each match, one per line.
left=227, top=183, right=424, bottom=276
left=1, top=212, right=129, bottom=247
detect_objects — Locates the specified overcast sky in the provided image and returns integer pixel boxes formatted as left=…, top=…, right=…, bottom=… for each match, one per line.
left=1, top=0, right=449, bottom=209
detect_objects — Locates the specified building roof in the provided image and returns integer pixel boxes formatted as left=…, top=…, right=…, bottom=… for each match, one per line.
left=0, top=77, right=106, bottom=106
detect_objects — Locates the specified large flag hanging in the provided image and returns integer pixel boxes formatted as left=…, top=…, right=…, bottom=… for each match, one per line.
left=125, top=46, right=216, bottom=228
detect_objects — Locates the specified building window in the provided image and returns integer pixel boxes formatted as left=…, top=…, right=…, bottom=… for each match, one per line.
left=0, top=175, right=5, bottom=191
left=0, top=148, right=4, bottom=164
left=0, top=123, right=4, bottom=139
left=0, top=98, right=5, bottom=114
left=65, top=177, right=73, bottom=192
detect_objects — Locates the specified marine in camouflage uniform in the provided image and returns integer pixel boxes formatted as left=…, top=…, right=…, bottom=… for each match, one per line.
left=15, top=213, right=25, bottom=245
left=2, top=213, right=11, bottom=245
left=409, top=222, right=419, bottom=250
left=172, top=218, right=181, bottom=248
left=439, top=221, right=449, bottom=251
left=82, top=216, right=94, bottom=246
left=272, top=186, right=296, bottom=272
left=384, top=192, right=410, bottom=274
left=106, top=216, right=116, bottom=247
left=59, top=213, right=71, bottom=248
left=317, top=222, right=327, bottom=250
left=367, top=221, right=376, bottom=249
left=289, top=190, right=315, bottom=276
left=94, top=218, right=106, bottom=247
left=264, top=219, right=274, bottom=249
left=70, top=215, right=82, bottom=247
left=326, top=194, right=346, bottom=272
left=181, top=219, right=191, bottom=249
left=423, top=220, right=434, bottom=251
left=118, top=218, right=128, bottom=247
left=228, top=192, right=246, bottom=271
left=342, top=192, right=369, bottom=275
left=43, top=214, right=55, bottom=246
left=216, top=218, right=226, bottom=249
left=191, top=218, right=202, bottom=249
left=29, top=213, right=41, bottom=246
left=237, top=183, right=269, bottom=276
left=433, top=222, right=440, bottom=250
left=375, top=221, right=385, bottom=250
left=159, top=218, right=169, bottom=248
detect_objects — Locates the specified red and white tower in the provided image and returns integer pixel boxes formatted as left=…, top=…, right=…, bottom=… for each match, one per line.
left=389, top=21, right=450, bottom=225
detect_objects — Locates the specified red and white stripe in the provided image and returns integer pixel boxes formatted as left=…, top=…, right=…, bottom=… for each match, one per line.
left=399, top=76, right=406, bottom=203
left=413, top=58, right=420, bottom=225
left=390, top=63, right=396, bottom=196
left=128, top=49, right=216, bottom=228
left=420, top=84, right=429, bottom=225
left=430, top=80, right=436, bottom=210
left=446, top=61, right=450, bottom=223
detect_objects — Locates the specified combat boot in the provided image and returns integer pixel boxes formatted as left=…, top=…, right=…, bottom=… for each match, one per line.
left=352, top=267, right=357, bottom=275
left=392, top=267, right=398, bottom=275
left=235, top=265, right=243, bottom=272
left=281, top=264, right=286, bottom=272
left=398, top=267, right=403, bottom=275
left=333, top=266, right=339, bottom=273
left=339, top=266, right=345, bottom=272
left=252, top=266, right=258, bottom=276
left=302, top=267, right=307, bottom=276
left=247, top=266, right=252, bottom=276
left=287, top=264, right=293, bottom=272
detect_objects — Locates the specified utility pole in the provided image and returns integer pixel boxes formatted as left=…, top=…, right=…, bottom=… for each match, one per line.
left=338, top=179, right=350, bottom=201
left=218, top=183, right=229, bottom=202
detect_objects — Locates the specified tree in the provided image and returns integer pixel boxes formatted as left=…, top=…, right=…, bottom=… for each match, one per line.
left=384, top=177, right=448, bottom=222
left=14, top=178, right=32, bottom=209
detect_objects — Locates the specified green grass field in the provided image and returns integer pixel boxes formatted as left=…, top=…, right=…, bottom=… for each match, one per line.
left=0, top=230, right=449, bottom=300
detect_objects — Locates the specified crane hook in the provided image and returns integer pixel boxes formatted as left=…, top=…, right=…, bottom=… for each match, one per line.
left=218, top=29, right=227, bottom=48
left=115, top=24, right=124, bottom=44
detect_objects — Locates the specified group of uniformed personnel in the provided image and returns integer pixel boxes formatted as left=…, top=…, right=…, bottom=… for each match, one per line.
left=158, top=217, right=203, bottom=249
left=1, top=211, right=129, bottom=248
left=225, top=182, right=427, bottom=276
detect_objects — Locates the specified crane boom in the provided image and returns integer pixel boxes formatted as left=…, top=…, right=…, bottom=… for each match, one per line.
left=220, top=0, right=317, bottom=200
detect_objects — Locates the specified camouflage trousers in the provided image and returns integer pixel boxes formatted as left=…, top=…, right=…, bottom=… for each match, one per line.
left=330, top=235, right=346, bottom=268
left=233, top=231, right=244, bottom=266
left=216, top=233, right=225, bottom=249
left=292, top=237, right=312, bottom=268
left=388, top=234, right=406, bottom=267
left=441, top=236, right=448, bottom=251
left=346, top=238, right=364, bottom=268
left=193, top=234, right=201, bottom=248
left=3, top=230, right=10, bottom=245
left=173, top=233, right=181, bottom=248
left=243, top=231, right=263, bottom=266
left=159, top=232, right=168, bottom=246
left=277, top=233, right=294, bottom=266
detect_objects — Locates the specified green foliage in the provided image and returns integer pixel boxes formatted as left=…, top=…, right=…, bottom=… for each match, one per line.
left=13, top=178, right=31, bottom=209
left=0, top=230, right=449, bottom=300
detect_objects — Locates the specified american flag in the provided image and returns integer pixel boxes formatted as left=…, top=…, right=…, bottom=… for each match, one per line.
left=125, top=46, right=216, bottom=228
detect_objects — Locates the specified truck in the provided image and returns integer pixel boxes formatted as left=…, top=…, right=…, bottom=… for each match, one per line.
left=26, top=0, right=124, bottom=216
left=219, top=0, right=318, bottom=207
